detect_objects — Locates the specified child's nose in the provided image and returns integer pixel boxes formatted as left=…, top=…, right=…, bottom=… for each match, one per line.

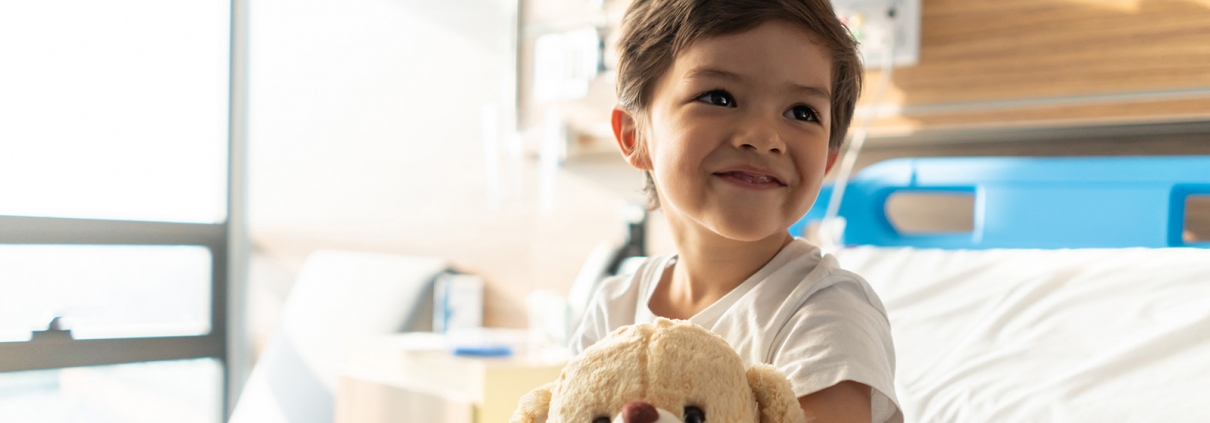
left=734, top=129, right=785, bottom=155
left=740, top=142, right=783, bottom=154
left=732, top=114, right=786, bottom=154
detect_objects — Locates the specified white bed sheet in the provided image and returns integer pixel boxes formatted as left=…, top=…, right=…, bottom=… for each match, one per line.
left=834, top=247, right=1210, bottom=422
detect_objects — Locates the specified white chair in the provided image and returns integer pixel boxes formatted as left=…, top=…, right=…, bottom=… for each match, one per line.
left=229, top=250, right=447, bottom=423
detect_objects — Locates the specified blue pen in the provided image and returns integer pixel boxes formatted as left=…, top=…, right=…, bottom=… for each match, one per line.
left=451, top=345, right=513, bottom=357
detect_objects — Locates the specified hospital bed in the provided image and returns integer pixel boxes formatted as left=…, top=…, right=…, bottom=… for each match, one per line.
left=794, top=156, right=1210, bottom=422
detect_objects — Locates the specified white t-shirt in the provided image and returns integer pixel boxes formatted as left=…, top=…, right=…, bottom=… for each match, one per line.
left=570, top=238, right=902, bottom=423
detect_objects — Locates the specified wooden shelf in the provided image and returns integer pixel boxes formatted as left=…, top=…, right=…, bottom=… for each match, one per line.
left=856, top=0, right=1210, bottom=134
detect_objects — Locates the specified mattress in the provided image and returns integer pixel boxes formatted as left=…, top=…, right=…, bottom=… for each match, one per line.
left=833, top=247, right=1210, bottom=422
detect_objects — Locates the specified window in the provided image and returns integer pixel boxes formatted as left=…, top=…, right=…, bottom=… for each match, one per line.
left=0, top=1, right=246, bottom=421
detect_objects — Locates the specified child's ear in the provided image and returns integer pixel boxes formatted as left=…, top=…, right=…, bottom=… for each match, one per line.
left=824, top=148, right=841, bottom=174
left=611, top=106, right=652, bottom=170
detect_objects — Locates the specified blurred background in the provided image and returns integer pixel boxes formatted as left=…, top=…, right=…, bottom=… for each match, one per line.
left=1, top=0, right=1208, bottom=422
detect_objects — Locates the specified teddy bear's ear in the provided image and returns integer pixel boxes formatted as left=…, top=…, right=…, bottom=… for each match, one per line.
left=510, top=382, right=555, bottom=423
left=746, top=364, right=806, bottom=423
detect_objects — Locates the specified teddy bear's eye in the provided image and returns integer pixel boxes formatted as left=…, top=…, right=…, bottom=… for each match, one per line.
left=684, top=405, right=706, bottom=423
left=592, top=416, right=610, bottom=423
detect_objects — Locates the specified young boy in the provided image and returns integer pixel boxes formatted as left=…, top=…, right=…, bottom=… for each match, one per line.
left=569, top=1, right=899, bottom=422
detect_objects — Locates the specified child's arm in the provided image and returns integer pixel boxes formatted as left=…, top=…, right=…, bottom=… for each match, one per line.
left=798, top=381, right=872, bottom=423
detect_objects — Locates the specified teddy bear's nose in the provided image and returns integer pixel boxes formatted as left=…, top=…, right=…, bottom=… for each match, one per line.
left=621, top=401, right=660, bottom=423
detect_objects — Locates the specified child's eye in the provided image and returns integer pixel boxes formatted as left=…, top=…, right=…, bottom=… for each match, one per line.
left=784, top=105, right=819, bottom=122
left=695, top=90, right=735, bottom=107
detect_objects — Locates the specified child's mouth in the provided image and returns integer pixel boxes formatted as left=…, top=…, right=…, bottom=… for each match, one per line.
left=714, top=171, right=786, bottom=188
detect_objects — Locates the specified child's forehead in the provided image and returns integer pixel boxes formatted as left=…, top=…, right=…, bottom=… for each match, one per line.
left=663, top=21, right=833, bottom=94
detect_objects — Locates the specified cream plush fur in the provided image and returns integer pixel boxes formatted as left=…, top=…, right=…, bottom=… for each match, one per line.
left=512, top=318, right=805, bottom=423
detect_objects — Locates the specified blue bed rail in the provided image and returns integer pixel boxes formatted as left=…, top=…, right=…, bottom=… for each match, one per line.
left=792, top=156, right=1210, bottom=249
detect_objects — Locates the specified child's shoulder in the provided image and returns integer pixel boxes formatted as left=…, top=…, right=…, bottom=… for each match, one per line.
left=740, top=239, right=889, bottom=325
left=577, top=255, right=665, bottom=316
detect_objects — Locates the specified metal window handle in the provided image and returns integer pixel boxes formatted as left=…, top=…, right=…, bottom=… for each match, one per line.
left=31, top=316, right=74, bottom=342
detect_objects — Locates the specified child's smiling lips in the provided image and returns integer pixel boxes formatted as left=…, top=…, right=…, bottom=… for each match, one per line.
left=712, top=166, right=787, bottom=189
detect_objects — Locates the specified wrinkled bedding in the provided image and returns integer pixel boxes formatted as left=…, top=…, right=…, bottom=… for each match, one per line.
left=834, top=247, right=1210, bottom=422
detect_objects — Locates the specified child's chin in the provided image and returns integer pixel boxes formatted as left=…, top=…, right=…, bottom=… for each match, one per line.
left=710, top=219, right=785, bottom=243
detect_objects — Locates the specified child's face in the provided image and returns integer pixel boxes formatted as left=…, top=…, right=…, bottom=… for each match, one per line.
left=616, top=20, right=840, bottom=242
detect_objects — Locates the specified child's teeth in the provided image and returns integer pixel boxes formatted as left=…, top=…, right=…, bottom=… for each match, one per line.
left=729, top=172, right=773, bottom=183
left=725, top=171, right=776, bottom=184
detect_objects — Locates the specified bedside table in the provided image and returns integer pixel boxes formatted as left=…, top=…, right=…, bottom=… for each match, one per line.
left=335, top=332, right=566, bottom=423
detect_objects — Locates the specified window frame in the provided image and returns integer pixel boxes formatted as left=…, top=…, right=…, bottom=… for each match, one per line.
left=0, top=217, right=230, bottom=371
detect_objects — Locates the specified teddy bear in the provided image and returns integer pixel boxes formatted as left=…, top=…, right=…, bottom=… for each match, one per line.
left=511, top=317, right=805, bottom=423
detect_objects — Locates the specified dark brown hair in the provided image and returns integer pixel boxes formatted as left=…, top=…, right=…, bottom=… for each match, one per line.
left=616, top=0, right=863, bottom=209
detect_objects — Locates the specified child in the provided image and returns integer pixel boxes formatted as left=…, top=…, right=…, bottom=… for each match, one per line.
left=569, top=0, right=900, bottom=422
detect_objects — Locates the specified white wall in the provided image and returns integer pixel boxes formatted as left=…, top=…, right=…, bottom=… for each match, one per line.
left=247, top=0, right=641, bottom=328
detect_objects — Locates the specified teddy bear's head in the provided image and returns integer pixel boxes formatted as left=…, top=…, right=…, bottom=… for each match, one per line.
left=512, top=318, right=804, bottom=423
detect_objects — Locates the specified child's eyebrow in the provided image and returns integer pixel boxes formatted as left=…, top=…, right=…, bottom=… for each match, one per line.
left=685, top=67, right=831, bottom=103
left=685, top=67, right=745, bottom=83
left=786, top=83, right=832, bottom=104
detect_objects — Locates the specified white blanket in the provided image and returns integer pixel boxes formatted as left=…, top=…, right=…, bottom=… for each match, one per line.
left=833, top=247, right=1210, bottom=422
